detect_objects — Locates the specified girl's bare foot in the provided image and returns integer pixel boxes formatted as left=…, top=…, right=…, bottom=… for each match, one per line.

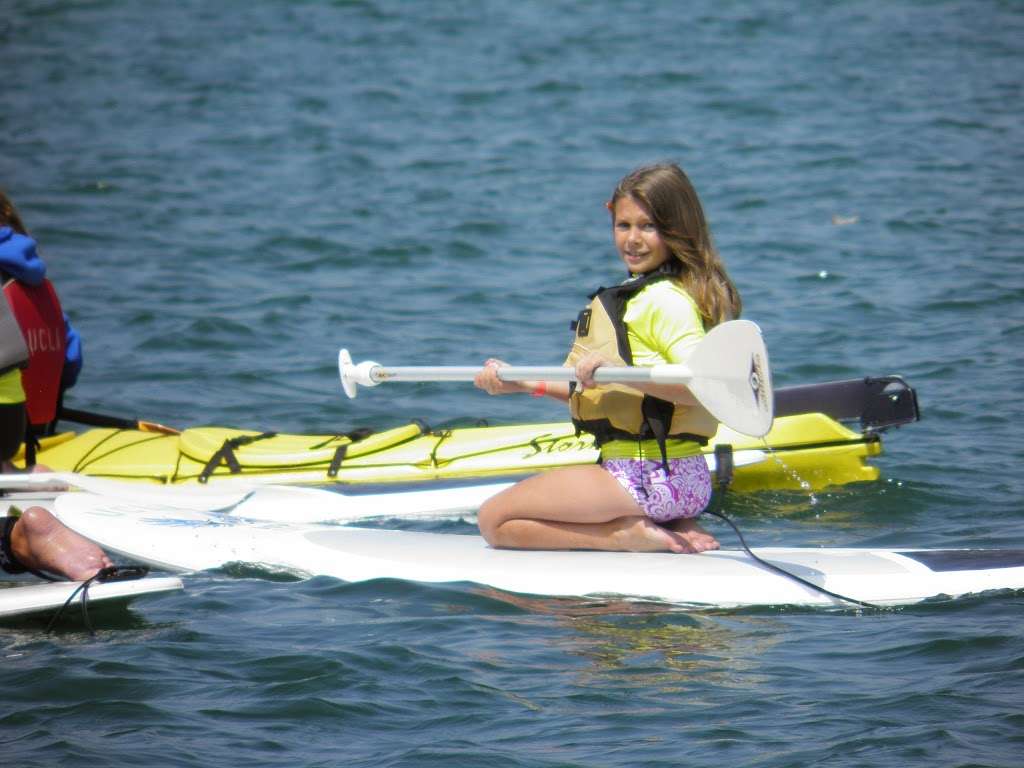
left=664, top=518, right=720, bottom=552
left=10, top=506, right=113, bottom=580
left=613, top=516, right=707, bottom=553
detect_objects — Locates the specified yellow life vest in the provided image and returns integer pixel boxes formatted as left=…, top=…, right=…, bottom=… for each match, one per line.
left=563, top=273, right=717, bottom=458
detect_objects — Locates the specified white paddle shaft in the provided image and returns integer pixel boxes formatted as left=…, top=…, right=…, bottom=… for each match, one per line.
left=356, top=363, right=693, bottom=386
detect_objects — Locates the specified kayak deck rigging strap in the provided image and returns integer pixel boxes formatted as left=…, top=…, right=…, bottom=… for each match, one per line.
left=201, top=426, right=403, bottom=482
left=327, top=445, right=347, bottom=478
left=198, top=432, right=278, bottom=483
left=424, top=419, right=494, bottom=468
left=421, top=418, right=589, bottom=471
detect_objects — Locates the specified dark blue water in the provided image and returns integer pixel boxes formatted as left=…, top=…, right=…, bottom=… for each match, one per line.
left=3, top=1, right=1024, bottom=765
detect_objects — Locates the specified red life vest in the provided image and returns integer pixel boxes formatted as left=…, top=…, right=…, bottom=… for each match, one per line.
left=2, top=278, right=66, bottom=425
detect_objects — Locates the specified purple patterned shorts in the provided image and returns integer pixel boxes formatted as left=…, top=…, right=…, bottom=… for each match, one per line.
left=602, top=455, right=712, bottom=523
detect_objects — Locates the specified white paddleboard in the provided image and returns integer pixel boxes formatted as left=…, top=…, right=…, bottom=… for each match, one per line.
left=0, top=576, right=183, bottom=619
left=51, top=493, right=1024, bottom=608
left=4, top=478, right=514, bottom=523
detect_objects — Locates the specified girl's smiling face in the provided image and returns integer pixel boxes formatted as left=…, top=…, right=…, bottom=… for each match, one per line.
left=611, top=195, right=670, bottom=274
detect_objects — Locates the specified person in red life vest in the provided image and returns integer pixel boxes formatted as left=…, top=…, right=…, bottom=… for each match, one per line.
left=1, top=189, right=111, bottom=580
left=1, top=191, right=83, bottom=448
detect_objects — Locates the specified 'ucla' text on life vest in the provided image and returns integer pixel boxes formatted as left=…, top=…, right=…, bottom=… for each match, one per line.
left=26, top=327, right=63, bottom=354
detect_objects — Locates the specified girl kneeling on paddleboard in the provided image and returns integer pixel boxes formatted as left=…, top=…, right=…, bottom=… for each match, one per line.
left=474, top=163, right=741, bottom=554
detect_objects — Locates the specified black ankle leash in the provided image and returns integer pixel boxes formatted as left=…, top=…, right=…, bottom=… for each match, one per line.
left=45, top=565, right=150, bottom=635
left=706, top=445, right=880, bottom=610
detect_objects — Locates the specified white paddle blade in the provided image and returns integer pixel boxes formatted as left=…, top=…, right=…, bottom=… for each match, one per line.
left=685, top=320, right=774, bottom=437
left=338, top=348, right=358, bottom=398
left=338, top=349, right=384, bottom=398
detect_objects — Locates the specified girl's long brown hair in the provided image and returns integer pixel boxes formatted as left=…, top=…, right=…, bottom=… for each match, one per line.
left=0, top=190, right=29, bottom=235
left=610, top=162, right=741, bottom=327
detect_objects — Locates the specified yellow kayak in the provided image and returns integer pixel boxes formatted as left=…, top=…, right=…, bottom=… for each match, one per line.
left=15, top=376, right=918, bottom=492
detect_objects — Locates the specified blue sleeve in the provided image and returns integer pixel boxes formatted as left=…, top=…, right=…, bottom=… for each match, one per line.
left=0, top=228, right=47, bottom=286
left=61, top=313, right=83, bottom=389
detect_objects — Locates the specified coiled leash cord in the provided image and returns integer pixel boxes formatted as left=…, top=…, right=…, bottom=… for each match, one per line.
left=706, top=445, right=880, bottom=610
left=45, top=565, right=151, bottom=635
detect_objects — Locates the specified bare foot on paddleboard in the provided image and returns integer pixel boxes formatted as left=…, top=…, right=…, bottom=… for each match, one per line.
left=614, top=517, right=709, bottom=553
left=664, top=518, right=720, bottom=553
left=10, top=506, right=113, bottom=580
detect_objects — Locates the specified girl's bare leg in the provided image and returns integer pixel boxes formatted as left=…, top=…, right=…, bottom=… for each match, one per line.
left=477, top=465, right=707, bottom=553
